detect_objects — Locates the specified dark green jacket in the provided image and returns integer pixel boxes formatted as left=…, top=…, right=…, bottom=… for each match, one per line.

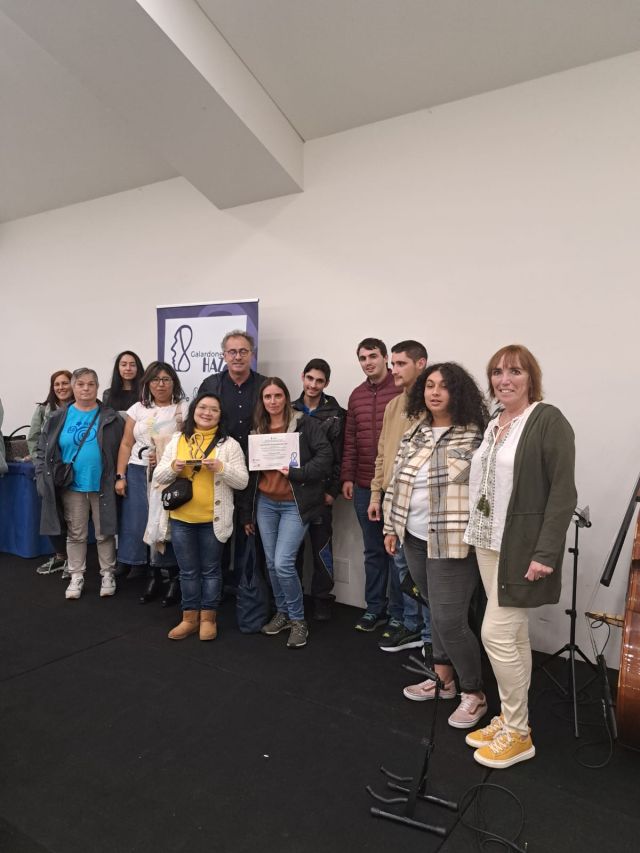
left=497, top=403, right=577, bottom=608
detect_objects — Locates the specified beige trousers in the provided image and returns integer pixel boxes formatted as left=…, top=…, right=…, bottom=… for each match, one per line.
left=476, top=547, right=531, bottom=736
left=61, top=490, right=116, bottom=576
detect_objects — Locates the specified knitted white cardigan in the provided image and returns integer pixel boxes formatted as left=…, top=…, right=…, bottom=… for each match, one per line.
left=151, top=432, right=249, bottom=543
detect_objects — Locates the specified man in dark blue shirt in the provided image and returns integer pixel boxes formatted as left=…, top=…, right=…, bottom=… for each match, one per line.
left=198, top=330, right=266, bottom=593
left=198, top=330, right=266, bottom=454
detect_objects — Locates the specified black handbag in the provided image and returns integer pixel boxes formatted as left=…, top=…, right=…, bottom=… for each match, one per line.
left=160, top=436, right=218, bottom=510
left=161, top=477, right=193, bottom=510
left=53, top=461, right=75, bottom=489
left=53, top=407, right=100, bottom=490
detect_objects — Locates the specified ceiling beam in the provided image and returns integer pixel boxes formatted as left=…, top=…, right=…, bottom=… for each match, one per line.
left=1, top=0, right=303, bottom=209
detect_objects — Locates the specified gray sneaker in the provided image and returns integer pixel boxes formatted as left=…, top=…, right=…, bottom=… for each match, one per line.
left=287, top=620, right=309, bottom=649
left=261, top=612, right=291, bottom=635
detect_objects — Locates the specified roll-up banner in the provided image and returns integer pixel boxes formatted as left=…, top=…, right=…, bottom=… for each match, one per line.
left=157, top=299, right=259, bottom=401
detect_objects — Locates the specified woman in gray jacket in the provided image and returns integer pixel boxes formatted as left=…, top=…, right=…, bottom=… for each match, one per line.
left=34, top=368, right=123, bottom=601
left=464, top=345, right=576, bottom=770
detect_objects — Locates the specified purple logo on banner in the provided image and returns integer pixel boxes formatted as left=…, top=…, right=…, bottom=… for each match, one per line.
left=157, top=300, right=260, bottom=402
left=170, top=325, right=193, bottom=372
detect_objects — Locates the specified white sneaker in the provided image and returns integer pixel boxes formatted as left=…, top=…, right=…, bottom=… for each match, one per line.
left=65, top=575, right=85, bottom=600
left=100, top=573, right=116, bottom=598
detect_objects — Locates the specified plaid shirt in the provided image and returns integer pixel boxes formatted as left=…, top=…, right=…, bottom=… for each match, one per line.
left=383, top=421, right=482, bottom=559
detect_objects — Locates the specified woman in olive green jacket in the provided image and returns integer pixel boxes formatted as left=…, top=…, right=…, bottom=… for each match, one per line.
left=28, top=370, right=74, bottom=574
left=464, top=345, right=576, bottom=770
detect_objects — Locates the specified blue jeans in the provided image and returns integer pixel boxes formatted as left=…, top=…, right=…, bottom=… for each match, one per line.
left=170, top=519, right=224, bottom=611
left=256, top=495, right=308, bottom=622
left=353, top=485, right=402, bottom=620
left=118, top=463, right=177, bottom=568
left=394, top=544, right=432, bottom=640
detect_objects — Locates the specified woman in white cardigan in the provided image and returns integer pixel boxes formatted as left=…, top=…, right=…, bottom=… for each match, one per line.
left=153, top=393, right=248, bottom=641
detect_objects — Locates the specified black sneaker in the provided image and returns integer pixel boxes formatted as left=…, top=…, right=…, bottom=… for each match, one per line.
left=36, top=556, right=66, bottom=575
left=378, top=625, right=423, bottom=652
left=354, top=612, right=387, bottom=632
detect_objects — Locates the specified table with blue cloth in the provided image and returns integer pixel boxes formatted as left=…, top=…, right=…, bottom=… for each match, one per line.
left=0, top=461, right=53, bottom=558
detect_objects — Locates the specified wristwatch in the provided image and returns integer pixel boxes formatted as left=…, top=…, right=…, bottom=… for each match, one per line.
left=115, top=474, right=127, bottom=481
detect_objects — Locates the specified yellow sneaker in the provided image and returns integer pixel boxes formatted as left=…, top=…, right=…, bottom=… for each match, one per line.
left=465, top=714, right=505, bottom=748
left=473, top=730, right=535, bottom=769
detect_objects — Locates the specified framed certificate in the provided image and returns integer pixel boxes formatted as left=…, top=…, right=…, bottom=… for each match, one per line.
left=248, top=433, right=301, bottom=471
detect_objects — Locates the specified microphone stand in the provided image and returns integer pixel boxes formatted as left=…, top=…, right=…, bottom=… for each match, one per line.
left=365, top=655, right=458, bottom=836
left=537, top=508, right=597, bottom=737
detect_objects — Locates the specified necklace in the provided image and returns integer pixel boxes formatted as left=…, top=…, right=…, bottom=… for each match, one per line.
left=476, top=415, right=518, bottom=518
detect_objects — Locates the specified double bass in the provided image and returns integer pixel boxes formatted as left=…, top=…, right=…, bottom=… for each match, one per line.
left=589, top=473, right=640, bottom=750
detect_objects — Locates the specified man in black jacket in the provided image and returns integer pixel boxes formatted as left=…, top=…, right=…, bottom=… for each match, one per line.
left=293, top=358, right=345, bottom=620
left=198, top=329, right=267, bottom=454
left=198, top=329, right=267, bottom=591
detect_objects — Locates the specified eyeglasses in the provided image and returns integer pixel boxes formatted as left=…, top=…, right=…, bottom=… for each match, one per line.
left=150, top=377, right=173, bottom=385
left=224, top=348, right=251, bottom=358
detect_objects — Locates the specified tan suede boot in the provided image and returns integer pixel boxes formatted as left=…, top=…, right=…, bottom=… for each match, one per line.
left=199, top=610, right=218, bottom=641
left=167, top=610, right=199, bottom=640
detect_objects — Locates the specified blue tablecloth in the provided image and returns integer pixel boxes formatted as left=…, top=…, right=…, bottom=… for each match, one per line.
left=0, top=461, right=54, bottom=558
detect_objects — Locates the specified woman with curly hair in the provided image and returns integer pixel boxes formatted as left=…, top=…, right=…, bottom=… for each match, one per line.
left=383, top=362, right=489, bottom=730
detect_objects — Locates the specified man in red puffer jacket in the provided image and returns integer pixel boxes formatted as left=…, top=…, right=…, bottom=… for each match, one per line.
left=340, top=338, right=402, bottom=632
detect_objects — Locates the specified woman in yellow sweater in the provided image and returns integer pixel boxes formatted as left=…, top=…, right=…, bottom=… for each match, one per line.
left=153, top=393, right=248, bottom=641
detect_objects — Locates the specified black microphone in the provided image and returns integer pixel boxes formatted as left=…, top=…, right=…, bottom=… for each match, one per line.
left=574, top=505, right=592, bottom=528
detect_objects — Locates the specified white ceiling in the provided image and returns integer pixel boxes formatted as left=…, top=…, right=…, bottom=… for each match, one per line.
left=197, top=0, right=640, bottom=139
left=2, top=0, right=640, bottom=222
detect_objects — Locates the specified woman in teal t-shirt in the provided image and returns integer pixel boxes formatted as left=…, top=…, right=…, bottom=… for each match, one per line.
left=35, top=368, right=123, bottom=601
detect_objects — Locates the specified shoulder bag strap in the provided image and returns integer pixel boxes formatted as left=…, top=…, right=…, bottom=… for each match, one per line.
left=69, top=406, right=101, bottom=463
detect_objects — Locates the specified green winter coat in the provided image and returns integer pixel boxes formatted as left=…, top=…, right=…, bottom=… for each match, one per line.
left=497, top=403, right=577, bottom=608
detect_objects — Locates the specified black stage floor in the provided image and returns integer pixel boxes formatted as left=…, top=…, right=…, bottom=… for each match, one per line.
left=1, top=549, right=638, bottom=853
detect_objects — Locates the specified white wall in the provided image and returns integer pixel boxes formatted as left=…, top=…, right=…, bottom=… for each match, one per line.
left=2, top=52, right=639, bottom=664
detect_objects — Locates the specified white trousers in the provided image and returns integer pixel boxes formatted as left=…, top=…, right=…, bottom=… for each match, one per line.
left=476, top=547, right=531, bottom=736
left=61, top=490, right=116, bottom=575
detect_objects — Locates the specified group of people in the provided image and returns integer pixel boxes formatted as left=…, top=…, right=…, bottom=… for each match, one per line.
left=23, top=330, right=576, bottom=770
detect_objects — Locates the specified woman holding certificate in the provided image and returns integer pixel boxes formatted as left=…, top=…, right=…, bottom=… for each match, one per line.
left=241, top=378, right=332, bottom=649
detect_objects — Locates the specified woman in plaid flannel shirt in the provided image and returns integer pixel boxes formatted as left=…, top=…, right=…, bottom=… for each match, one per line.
left=383, top=363, right=488, bottom=730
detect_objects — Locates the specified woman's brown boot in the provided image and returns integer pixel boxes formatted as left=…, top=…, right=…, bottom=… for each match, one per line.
left=199, top=610, right=218, bottom=641
left=167, top=610, right=199, bottom=640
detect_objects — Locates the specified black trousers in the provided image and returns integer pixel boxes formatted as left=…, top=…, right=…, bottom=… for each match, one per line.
left=295, top=505, right=335, bottom=600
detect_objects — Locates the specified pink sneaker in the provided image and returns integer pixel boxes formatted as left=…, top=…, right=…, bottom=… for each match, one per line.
left=403, top=678, right=457, bottom=702
left=448, top=693, right=488, bottom=729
